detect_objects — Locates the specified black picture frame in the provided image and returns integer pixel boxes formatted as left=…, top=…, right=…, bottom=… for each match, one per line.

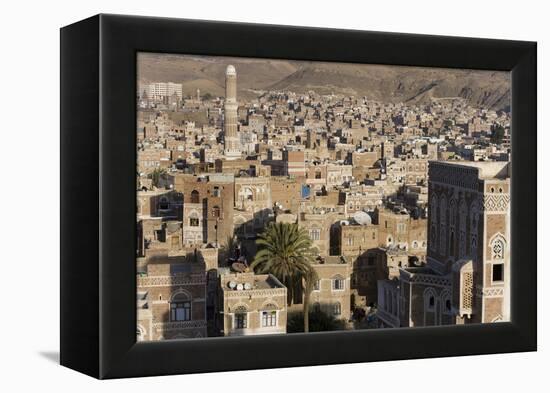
left=60, top=14, right=537, bottom=379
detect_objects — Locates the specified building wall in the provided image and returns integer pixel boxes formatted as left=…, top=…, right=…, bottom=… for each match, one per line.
left=137, top=261, right=207, bottom=341
left=220, top=273, right=287, bottom=336
left=427, top=161, right=510, bottom=324
left=270, top=176, right=302, bottom=213
left=299, top=213, right=340, bottom=256
left=338, top=224, right=378, bottom=257
left=309, top=261, right=352, bottom=321
left=174, top=175, right=235, bottom=246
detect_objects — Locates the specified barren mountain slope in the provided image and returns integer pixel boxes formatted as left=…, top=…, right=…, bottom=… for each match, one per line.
left=138, top=54, right=510, bottom=111
left=269, top=62, right=510, bottom=110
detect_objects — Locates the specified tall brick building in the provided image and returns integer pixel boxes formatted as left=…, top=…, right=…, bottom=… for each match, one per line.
left=377, top=161, right=510, bottom=327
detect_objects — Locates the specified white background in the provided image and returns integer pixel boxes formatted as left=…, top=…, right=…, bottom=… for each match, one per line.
left=0, top=0, right=545, bottom=391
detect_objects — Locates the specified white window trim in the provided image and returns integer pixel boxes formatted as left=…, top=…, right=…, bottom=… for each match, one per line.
left=260, top=310, right=278, bottom=328
left=313, top=279, right=321, bottom=292
left=232, top=311, right=248, bottom=330
left=332, top=278, right=345, bottom=291
left=491, top=261, right=505, bottom=284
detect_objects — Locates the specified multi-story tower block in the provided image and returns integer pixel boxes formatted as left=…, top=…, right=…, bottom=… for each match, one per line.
left=427, top=161, right=511, bottom=324
left=377, top=161, right=510, bottom=328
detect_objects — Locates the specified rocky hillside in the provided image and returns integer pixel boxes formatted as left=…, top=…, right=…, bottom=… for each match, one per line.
left=138, top=54, right=510, bottom=111
left=269, top=63, right=510, bottom=111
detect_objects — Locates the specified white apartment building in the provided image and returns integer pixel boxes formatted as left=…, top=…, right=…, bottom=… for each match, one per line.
left=142, top=82, right=183, bottom=100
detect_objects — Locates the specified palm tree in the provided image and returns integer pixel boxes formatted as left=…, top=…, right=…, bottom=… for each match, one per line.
left=287, top=308, right=346, bottom=333
left=150, top=167, right=167, bottom=188
left=221, top=235, right=239, bottom=262
left=302, top=268, right=319, bottom=333
left=251, top=222, right=318, bottom=332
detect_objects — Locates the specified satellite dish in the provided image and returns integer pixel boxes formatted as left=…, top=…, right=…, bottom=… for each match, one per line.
left=244, top=283, right=252, bottom=290
left=236, top=283, right=244, bottom=291
left=353, top=211, right=372, bottom=226
left=228, top=281, right=237, bottom=289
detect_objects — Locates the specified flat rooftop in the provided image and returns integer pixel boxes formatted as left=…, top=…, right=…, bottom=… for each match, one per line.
left=430, top=160, right=510, bottom=179
left=221, top=272, right=285, bottom=291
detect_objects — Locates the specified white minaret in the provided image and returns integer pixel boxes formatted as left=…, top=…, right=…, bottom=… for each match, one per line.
left=223, top=65, right=241, bottom=160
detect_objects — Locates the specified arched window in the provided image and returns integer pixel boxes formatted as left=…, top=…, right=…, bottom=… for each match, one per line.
left=458, top=199, right=467, bottom=257
left=459, top=199, right=467, bottom=230
left=189, top=212, right=199, bottom=227
left=424, top=288, right=436, bottom=312
left=429, top=192, right=438, bottom=251
left=439, top=194, right=447, bottom=254
left=190, top=190, right=200, bottom=204
left=430, top=192, right=438, bottom=224
left=449, top=230, right=455, bottom=257
left=170, top=292, right=191, bottom=321
left=159, top=196, right=169, bottom=210
left=440, top=290, right=452, bottom=316
left=491, top=236, right=506, bottom=260
left=212, top=205, right=221, bottom=218
left=439, top=195, right=447, bottom=225
left=333, top=302, right=342, bottom=316
left=136, top=326, right=145, bottom=341
left=449, top=199, right=457, bottom=228
left=430, top=224, right=437, bottom=250
left=439, top=226, right=446, bottom=255
left=470, top=200, right=479, bottom=257
left=234, top=305, right=248, bottom=329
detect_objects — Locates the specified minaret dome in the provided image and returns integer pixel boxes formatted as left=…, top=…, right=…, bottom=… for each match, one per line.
left=226, top=65, right=236, bottom=75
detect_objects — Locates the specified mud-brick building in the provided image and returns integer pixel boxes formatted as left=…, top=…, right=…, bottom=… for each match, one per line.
left=219, top=272, right=287, bottom=336
left=377, top=161, right=511, bottom=328
left=137, top=257, right=207, bottom=341
left=172, top=173, right=235, bottom=246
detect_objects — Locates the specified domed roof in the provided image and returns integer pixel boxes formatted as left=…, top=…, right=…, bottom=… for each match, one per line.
left=226, top=64, right=236, bottom=75
left=353, top=211, right=372, bottom=226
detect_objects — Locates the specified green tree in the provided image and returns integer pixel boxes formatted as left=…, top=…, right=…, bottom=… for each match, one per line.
left=287, top=309, right=346, bottom=333
left=149, top=167, right=167, bottom=188
left=221, top=235, right=239, bottom=262
left=302, top=268, right=319, bottom=333
left=251, top=222, right=318, bottom=332
left=491, top=125, right=505, bottom=145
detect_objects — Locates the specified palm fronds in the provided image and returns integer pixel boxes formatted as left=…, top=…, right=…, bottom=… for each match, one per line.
left=251, top=222, right=319, bottom=331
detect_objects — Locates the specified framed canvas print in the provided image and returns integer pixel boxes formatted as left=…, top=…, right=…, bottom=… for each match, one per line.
left=60, top=14, right=536, bottom=379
